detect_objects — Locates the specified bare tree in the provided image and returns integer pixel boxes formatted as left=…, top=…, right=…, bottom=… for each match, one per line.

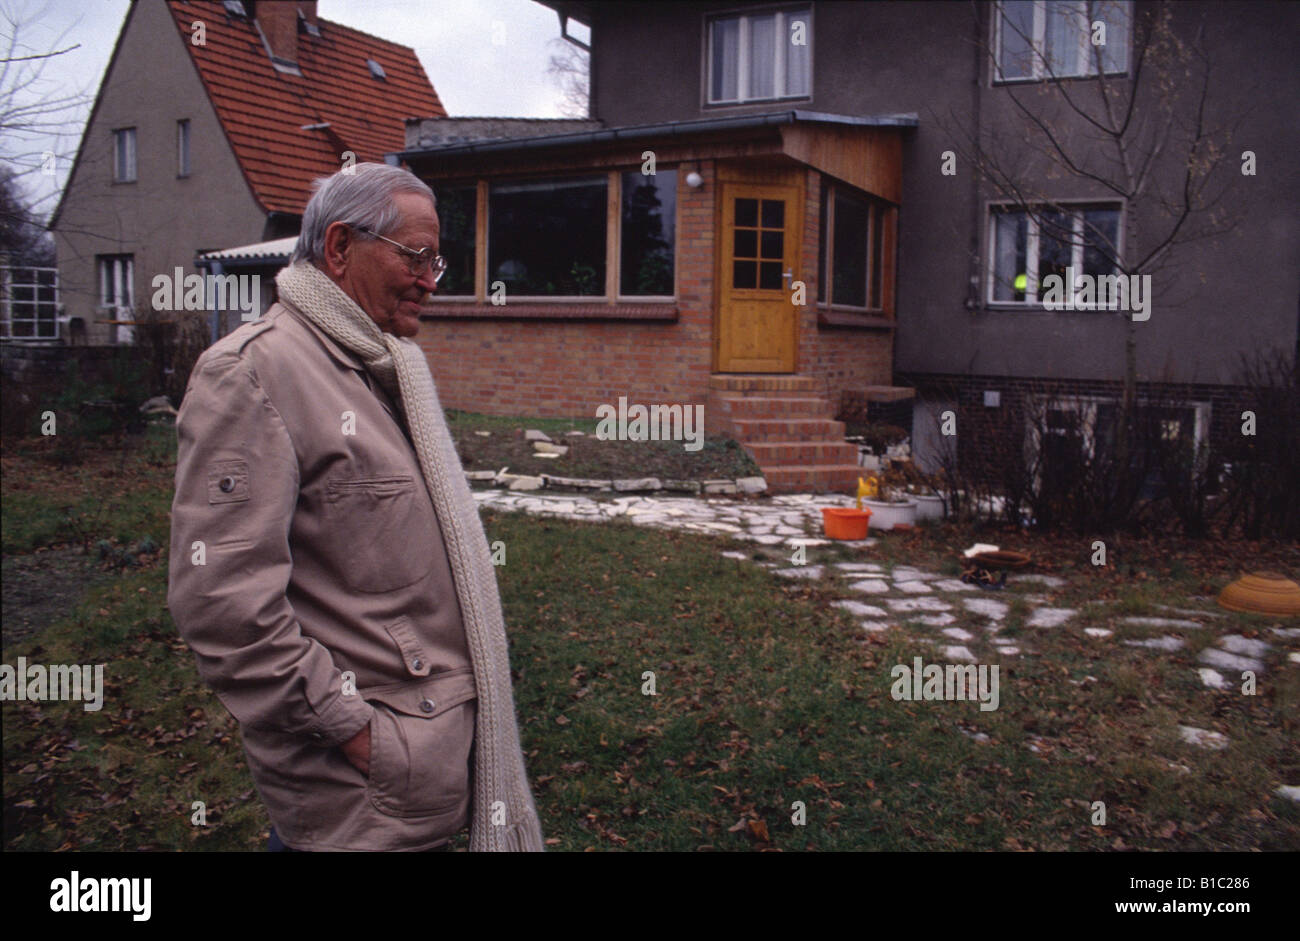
left=546, top=36, right=589, bottom=119
left=0, top=0, right=94, bottom=220
left=937, top=0, right=1248, bottom=468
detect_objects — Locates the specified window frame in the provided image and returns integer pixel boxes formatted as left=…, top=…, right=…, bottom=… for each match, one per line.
left=0, top=266, right=60, bottom=341
left=984, top=200, right=1125, bottom=310
left=991, top=0, right=1132, bottom=85
left=97, top=254, right=135, bottom=344
left=1025, top=392, right=1210, bottom=485
left=704, top=5, right=813, bottom=107
left=113, top=127, right=137, bottom=183
left=177, top=119, right=191, bottom=178
left=817, top=178, right=897, bottom=322
left=425, top=168, right=680, bottom=309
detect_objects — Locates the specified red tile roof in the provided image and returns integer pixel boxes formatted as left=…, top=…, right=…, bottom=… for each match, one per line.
left=167, top=1, right=445, bottom=215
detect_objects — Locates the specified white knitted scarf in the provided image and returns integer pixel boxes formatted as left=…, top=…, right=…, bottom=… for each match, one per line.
left=275, top=261, right=544, bottom=852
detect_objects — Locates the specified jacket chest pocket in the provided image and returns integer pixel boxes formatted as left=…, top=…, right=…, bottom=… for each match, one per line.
left=364, top=671, right=476, bottom=818
left=323, top=475, right=434, bottom=592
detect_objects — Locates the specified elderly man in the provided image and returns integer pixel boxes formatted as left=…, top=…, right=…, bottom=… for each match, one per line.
left=168, top=163, right=544, bottom=852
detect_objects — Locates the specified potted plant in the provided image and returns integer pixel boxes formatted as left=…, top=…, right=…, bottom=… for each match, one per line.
left=860, top=473, right=918, bottom=531
left=910, top=488, right=945, bottom=522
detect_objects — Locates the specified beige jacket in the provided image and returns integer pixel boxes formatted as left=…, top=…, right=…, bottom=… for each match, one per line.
left=168, top=302, right=478, bottom=851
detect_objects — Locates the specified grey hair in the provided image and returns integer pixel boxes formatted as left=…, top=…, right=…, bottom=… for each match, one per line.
left=291, top=162, right=437, bottom=265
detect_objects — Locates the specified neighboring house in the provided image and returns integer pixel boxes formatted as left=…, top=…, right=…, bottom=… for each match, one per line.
left=49, top=0, right=443, bottom=347
left=394, top=0, right=1297, bottom=491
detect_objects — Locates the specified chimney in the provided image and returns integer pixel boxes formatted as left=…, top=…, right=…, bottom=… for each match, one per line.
left=298, top=2, right=318, bottom=28
left=254, top=1, right=299, bottom=68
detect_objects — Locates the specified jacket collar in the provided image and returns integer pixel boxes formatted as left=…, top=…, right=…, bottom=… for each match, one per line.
left=279, top=300, right=368, bottom=375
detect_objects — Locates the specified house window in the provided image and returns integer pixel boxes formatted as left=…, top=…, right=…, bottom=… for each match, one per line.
left=0, top=266, right=59, bottom=340
left=435, top=184, right=476, bottom=296
left=114, top=128, right=137, bottom=182
left=97, top=254, right=135, bottom=343
left=1027, top=394, right=1209, bottom=494
left=994, top=0, right=1131, bottom=82
left=620, top=170, right=676, bottom=296
left=988, top=204, right=1120, bottom=304
left=489, top=177, right=607, bottom=296
left=708, top=7, right=811, bottom=104
left=177, top=120, right=191, bottom=177
left=818, top=181, right=894, bottom=313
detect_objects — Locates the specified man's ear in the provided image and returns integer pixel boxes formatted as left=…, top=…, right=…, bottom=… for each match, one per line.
left=321, top=221, right=354, bottom=279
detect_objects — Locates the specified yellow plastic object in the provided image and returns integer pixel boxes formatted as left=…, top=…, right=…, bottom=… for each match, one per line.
left=855, top=475, right=878, bottom=510
left=1217, top=572, right=1300, bottom=617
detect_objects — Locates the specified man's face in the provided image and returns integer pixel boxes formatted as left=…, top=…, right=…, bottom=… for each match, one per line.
left=340, top=192, right=440, bottom=338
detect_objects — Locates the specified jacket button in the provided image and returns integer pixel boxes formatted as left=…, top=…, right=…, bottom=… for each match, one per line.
left=419, top=699, right=436, bottom=713
left=411, top=658, right=423, bottom=672
left=219, top=476, right=236, bottom=493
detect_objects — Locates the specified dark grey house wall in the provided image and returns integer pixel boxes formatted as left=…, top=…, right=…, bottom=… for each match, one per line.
left=588, top=0, right=1300, bottom=387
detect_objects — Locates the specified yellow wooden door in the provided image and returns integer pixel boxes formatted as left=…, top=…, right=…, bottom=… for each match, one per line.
left=716, top=183, right=799, bottom=373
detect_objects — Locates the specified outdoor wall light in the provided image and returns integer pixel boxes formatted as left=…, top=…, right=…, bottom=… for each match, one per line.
left=685, top=171, right=703, bottom=188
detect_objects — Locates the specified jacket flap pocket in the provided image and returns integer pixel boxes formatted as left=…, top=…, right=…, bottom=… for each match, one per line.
left=208, top=460, right=250, bottom=504
left=384, top=617, right=431, bottom=677
left=363, top=670, right=476, bottom=720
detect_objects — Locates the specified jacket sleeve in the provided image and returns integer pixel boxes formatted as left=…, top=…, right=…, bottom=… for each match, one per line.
left=167, top=347, right=373, bottom=747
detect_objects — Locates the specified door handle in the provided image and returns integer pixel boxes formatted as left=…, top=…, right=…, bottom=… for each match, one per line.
left=782, top=269, right=794, bottom=284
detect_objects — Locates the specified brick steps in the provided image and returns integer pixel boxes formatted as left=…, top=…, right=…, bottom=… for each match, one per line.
left=708, top=374, right=861, bottom=494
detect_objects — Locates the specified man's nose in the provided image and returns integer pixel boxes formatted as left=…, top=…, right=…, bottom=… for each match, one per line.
left=415, top=266, right=440, bottom=293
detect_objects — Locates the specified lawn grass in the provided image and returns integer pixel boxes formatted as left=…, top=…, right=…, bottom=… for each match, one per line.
left=2, top=426, right=1297, bottom=851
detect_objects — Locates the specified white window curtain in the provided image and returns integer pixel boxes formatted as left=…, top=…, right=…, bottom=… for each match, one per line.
left=711, top=17, right=739, bottom=102
left=747, top=14, right=776, bottom=100
left=785, top=11, right=811, bottom=96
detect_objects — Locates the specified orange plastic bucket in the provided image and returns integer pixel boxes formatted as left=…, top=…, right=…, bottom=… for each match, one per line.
left=822, top=507, right=872, bottom=540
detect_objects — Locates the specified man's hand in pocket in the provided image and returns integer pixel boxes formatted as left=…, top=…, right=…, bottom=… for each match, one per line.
left=341, top=722, right=371, bottom=776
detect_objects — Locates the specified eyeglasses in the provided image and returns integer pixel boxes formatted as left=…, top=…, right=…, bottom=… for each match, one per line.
left=352, top=225, right=447, bottom=282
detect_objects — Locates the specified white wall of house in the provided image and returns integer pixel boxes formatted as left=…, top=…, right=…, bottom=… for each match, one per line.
left=52, top=0, right=266, bottom=345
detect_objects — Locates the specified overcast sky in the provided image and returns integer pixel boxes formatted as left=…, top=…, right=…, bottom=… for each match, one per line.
left=3, top=0, right=583, bottom=220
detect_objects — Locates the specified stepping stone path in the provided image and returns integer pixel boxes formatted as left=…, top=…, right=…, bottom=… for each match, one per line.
left=476, top=486, right=1299, bottom=759
left=1026, top=607, right=1077, bottom=629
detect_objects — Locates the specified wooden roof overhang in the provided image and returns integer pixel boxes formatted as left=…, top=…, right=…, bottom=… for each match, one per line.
left=394, top=110, right=915, bottom=205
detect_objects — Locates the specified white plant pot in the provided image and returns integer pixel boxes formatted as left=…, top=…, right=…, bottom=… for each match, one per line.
left=912, top=493, right=945, bottom=522
left=863, top=498, right=918, bottom=530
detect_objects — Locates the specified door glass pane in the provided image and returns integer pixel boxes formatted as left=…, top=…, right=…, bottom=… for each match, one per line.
left=735, top=198, right=758, bottom=227
left=759, top=262, right=782, bottom=290
left=760, top=230, right=783, bottom=259
left=733, top=260, right=757, bottom=288
left=734, top=229, right=757, bottom=258
left=761, top=200, right=784, bottom=228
